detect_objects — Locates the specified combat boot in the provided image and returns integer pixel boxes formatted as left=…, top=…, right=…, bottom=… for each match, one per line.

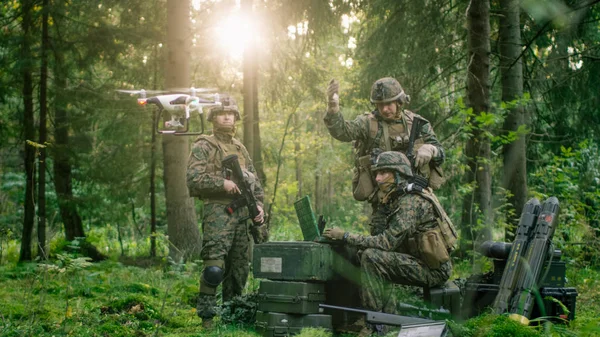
left=196, top=294, right=217, bottom=329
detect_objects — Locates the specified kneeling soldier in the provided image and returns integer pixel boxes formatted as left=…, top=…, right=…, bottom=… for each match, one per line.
left=323, top=151, right=457, bottom=336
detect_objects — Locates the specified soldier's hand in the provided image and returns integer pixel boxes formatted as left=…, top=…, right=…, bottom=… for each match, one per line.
left=254, top=205, right=265, bottom=224
left=224, top=179, right=241, bottom=194
left=415, top=144, right=438, bottom=168
left=322, top=227, right=346, bottom=241
left=326, top=79, right=340, bottom=113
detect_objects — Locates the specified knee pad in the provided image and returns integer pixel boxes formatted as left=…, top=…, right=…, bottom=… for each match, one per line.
left=202, top=266, right=224, bottom=287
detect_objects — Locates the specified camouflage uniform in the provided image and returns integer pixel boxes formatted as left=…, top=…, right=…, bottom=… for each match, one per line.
left=324, top=79, right=444, bottom=236
left=324, top=151, right=456, bottom=316
left=346, top=193, right=452, bottom=312
left=187, top=129, right=264, bottom=320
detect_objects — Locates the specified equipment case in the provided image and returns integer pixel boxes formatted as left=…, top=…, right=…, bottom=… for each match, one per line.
left=257, top=280, right=326, bottom=314
left=424, top=281, right=462, bottom=316
left=255, top=311, right=333, bottom=337
left=253, top=242, right=334, bottom=282
left=462, top=283, right=578, bottom=321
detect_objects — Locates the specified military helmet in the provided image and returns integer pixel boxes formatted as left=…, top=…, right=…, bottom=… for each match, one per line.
left=372, top=151, right=413, bottom=178
left=207, top=94, right=241, bottom=122
left=370, top=77, right=410, bottom=104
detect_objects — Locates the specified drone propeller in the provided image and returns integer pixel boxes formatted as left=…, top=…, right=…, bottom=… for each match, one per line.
left=116, top=89, right=168, bottom=97
left=167, top=87, right=217, bottom=95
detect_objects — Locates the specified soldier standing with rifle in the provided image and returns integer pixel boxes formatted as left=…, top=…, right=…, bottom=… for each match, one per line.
left=186, top=94, right=267, bottom=328
left=322, top=151, right=457, bottom=337
left=324, top=77, right=445, bottom=236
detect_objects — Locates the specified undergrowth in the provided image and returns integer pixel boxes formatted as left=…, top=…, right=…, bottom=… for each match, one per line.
left=0, top=253, right=598, bottom=337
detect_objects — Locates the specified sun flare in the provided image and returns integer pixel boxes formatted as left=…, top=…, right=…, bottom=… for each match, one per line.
left=214, top=12, right=258, bottom=60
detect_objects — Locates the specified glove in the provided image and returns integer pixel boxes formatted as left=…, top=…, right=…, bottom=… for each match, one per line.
left=326, top=79, right=339, bottom=113
left=322, top=227, right=346, bottom=241
left=415, top=144, right=438, bottom=168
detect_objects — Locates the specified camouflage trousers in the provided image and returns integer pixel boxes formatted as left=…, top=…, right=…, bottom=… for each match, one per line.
left=359, top=248, right=452, bottom=312
left=197, top=202, right=252, bottom=318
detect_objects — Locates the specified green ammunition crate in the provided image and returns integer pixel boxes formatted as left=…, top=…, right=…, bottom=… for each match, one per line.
left=424, top=281, right=461, bottom=316
left=255, top=311, right=332, bottom=337
left=541, top=261, right=567, bottom=287
left=253, top=242, right=334, bottom=282
left=258, top=280, right=326, bottom=314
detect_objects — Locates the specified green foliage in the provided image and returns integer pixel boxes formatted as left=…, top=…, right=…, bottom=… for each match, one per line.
left=460, top=314, right=544, bottom=337
left=529, top=141, right=600, bottom=266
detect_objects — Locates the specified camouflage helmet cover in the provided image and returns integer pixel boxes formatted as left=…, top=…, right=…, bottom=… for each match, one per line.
left=372, top=151, right=413, bottom=178
left=370, top=77, right=409, bottom=104
left=207, top=94, right=241, bottom=122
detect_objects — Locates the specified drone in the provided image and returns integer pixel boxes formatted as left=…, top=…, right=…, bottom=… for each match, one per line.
left=117, top=87, right=221, bottom=135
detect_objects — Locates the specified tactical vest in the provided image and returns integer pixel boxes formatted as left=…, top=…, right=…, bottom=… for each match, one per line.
left=393, top=189, right=458, bottom=269
left=192, top=134, right=251, bottom=203
left=352, top=110, right=427, bottom=201
left=358, top=109, right=425, bottom=156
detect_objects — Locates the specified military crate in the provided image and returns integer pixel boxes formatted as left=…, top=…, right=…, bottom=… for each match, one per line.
left=424, top=281, right=461, bottom=316
left=255, top=311, right=333, bottom=337
left=258, top=280, right=326, bottom=314
left=253, top=241, right=334, bottom=282
left=461, top=283, right=578, bottom=322
left=533, top=287, right=578, bottom=321
left=461, top=283, right=499, bottom=319
left=541, top=261, right=567, bottom=287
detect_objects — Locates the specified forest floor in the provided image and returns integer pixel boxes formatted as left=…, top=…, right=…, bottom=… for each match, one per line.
left=0, top=256, right=599, bottom=337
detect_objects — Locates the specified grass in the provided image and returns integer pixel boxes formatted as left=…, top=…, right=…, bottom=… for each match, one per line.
left=0, top=251, right=599, bottom=337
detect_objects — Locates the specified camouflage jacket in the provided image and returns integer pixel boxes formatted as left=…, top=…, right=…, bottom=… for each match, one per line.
left=186, top=131, right=264, bottom=206
left=346, top=192, right=438, bottom=253
left=323, top=109, right=444, bottom=166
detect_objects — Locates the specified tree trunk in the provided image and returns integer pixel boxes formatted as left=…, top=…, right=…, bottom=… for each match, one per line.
left=241, top=0, right=266, bottom=184
left=51, top=8, right=105, bottom=262
left=461, top=0, right=492, bottom=252
left=164, top=0, right=201, bottom=262
left=19, top=0, right=35, bottom=262
left=499, top=0, right=527, bottom=241
left=37, top=0, right=49, bottom=259
left=294, top=113, right=302, bottom=199
left=150, top=44, right=159, bottom=258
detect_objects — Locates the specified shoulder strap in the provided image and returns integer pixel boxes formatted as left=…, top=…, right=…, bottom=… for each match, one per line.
left=195, top=135, right=225, bottom=161
left=232, top=138, right=252, bottom=164
left=381, top=122, right=391, bottom=151
left=414, top=189, right=458, bottom=250
left=367, top=112, right=392, bottom=152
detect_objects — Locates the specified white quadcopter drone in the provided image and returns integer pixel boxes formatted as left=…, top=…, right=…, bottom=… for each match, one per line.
left=118, top=87, right=221, bottom=135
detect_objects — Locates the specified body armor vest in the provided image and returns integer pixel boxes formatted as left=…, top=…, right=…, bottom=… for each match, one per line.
left=193, top=134, right=251, bottom=203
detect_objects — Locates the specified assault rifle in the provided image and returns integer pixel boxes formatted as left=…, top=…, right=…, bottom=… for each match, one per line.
left=405, top=115, right=429, bottom=189
left=319, top=304, right=447, bottom=337
left=221, top=154, right=266, bottom=244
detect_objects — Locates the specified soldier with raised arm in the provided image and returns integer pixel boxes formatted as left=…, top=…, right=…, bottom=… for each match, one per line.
left=324, top=77, right=445, bottom=235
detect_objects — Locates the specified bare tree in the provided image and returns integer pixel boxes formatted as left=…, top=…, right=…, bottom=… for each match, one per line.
left=37, top=0, right=50, bottom=259
left=163, top=0, right=201, bottom=262
left=19, top=0, right=35, bottom=262
left=499, top=0, right=527, bottom=240
left=461, top=0, right=492, bottom=251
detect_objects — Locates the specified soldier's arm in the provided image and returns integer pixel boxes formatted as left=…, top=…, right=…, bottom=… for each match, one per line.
left=186, top=140, right=226, bottom=196
left=346, top=195, right=420, bottom=251
left=420, top=121, right=445, bottom=166
left=323, top=110, right=369, bottom=142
